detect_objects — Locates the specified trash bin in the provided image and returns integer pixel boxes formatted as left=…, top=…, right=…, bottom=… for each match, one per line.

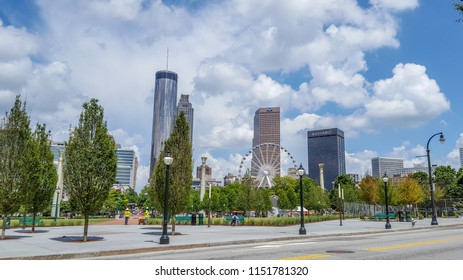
left=5, top=216, right=11, bottom=229
left=191, top=214, right=197, bottom=225
left=398, top=211, right=404, bottom=222
left=198, top=213, right=204, bottom=225
left=405, top=211, right=412, bottom=222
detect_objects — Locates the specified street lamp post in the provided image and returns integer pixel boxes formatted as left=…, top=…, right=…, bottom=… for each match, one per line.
left=297, top=164, right=306, bottom=235
left=382, top=174, right=391, bottom=229
left=160, top=152, right=173, bottom=245
left=208, top=183, right=212, bottom=228
left=341, top=187, right=345, bottom=220
left=54, top=187, right=60, bottom=223
left=338, top=184, right=342, bottom=226
left=427, top=132, right=445, bottom=226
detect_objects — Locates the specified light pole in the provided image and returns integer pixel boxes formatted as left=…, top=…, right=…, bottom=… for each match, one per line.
left=297, top=163, right=306, bottom=235
left=208, top=183, right=212, bottom=228
left=160, top=152, right=173, bottom=245
left=341, top=188, right=345, bottom=220
left=427, top=132, right=445, bottom=226
left=338, top=184, right=342, bottom=226
left=54, top=187, right=60, bottom=223
left=382, top=174, right=391, bottom=229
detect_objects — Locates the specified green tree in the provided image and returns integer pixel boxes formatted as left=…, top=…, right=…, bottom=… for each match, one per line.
left=358, top=176, right=380, bottom=216
left=24, top=124, right=57, bottom=231
left=272, top=176, right=298, bottom=214
left=0, top=96, right=32, bottom=240
left=408, top=171, right=429, bottom=189
left=103, top=189, right=128, bottom=214
left=334, top=174, right=358, bottom=202
left=455, top=167, right=463, bottom=198
left=151, top=112, right=193, bottom=235
left=64, top=98, right=117, bottom=242
left=434, top=165, right=457, bottom=198
left=396, top=177, right=425, bottom=206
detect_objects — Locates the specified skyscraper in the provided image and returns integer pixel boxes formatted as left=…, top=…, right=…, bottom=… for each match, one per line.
left=115, top=147, right=138, bottom=191
left=177, top=94, right=194, bottom=145
left=252, top=107, right=281, bottom=178
left=371, top=157, right=403, bottom=178
left=150, top=70, right=178, bottom=176
left=307, top=128, right=346, bottom=190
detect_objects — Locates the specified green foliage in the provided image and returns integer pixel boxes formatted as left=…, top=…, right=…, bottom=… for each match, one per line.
left=63, top=98, right=117, bottom=241
left=0, top=96, right=32, bottom=239
left=434, top=165, right=458, bottom=198
left=103, top=189, right=128, bottom=212
left=23, top=123, right=58, bottom=231
left=408, top=171, right=429, bottom=189
left=358, top=176, right=380, bottom=206
left=272, top=176, right=298, bottom=210
left=151, top=112, right=193, bottom=234
left=395, top=177, right=425, bottom=205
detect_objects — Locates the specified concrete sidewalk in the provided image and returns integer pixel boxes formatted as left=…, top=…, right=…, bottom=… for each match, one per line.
left=1, top=217, right=462, bottom=260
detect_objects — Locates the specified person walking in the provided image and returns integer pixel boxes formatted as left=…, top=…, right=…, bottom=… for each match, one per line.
left=124, top=208, right=130, bottom=225
left=144, top=207, right=150, bottom=225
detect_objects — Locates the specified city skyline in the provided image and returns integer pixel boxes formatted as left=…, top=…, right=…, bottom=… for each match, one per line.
left=1, top=1, right=462, bottom=191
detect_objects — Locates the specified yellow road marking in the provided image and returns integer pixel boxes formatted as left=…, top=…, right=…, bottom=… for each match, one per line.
left=280, top=254, right=330, bottom=260
left=366, top=236, right=463, bottom=251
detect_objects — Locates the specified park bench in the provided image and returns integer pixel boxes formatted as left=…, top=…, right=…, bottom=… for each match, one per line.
left=18, top=217, right=41, bottom=226
left=374, top=212, right=395, bottom=220
left=175, top=216, right=191, bottom=224
left=224, top=215, right=245, bottom=225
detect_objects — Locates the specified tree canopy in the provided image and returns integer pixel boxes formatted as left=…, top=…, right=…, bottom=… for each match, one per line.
left=151, top=111, right=193, bottom=235
left=64, top=98, right=117, bottom=241
left=0, top=96, right=32, bottom=239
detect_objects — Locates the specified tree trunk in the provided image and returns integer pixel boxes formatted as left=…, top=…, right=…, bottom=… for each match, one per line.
left=32, top=213, right=37, bottom=232
left=171, top=216, right=176, bottom=235
left=1, top=216, right=6, bottom=240
left=83, top=215, right=89, bottom=242
left=22, top=211, right=26, bottom=229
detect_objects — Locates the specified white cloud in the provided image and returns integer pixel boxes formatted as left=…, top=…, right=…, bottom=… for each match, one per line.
left=365, top=63, right=450, bottom=127
left=1, top=0, right=458, bottom=189
left=370, top=0, right=419, bottom=11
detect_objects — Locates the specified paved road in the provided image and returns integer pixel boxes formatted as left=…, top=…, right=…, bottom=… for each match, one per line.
left=1, top=217, right=462, bottom=260
left=108, top=225, right=463, bottom=260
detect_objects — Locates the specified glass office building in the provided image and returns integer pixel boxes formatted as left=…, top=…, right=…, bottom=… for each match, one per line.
left=116, top=148, right=137, bottom=190
left=307, top=128, right=346, bottom=190
left=150, top=70, right=178, bottom=176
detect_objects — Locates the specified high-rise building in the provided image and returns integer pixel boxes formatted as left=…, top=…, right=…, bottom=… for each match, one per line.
left=252, top=107, right=281, bottom=178
left=371, top=157, right=403, bottom=178
left=177, top=94, right=194, bottom=145
left=460, top=147, right=463, bottom=167
left=115, top=148, right=138, bottom=191
left=307, top=128, right=346, bottom=190
left=150, top=70, right=178, bottom=176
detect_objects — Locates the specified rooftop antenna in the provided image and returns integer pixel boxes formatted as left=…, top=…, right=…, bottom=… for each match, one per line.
left=166, top=48, right=169, bottom=70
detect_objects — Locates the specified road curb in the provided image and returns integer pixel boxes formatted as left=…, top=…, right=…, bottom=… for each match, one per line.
left=5, top=222, right=462, bottom=260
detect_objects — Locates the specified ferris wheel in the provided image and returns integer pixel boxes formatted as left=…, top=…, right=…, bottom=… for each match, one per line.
left=238, top=143, right=297, bottom=188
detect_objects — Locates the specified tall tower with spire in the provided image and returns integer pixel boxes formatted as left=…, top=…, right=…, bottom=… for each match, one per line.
left=150, top=69, right=178, bottom=176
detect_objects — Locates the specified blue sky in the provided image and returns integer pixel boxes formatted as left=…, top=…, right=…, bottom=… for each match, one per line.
left=1, top=0, right=462, bottom=191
